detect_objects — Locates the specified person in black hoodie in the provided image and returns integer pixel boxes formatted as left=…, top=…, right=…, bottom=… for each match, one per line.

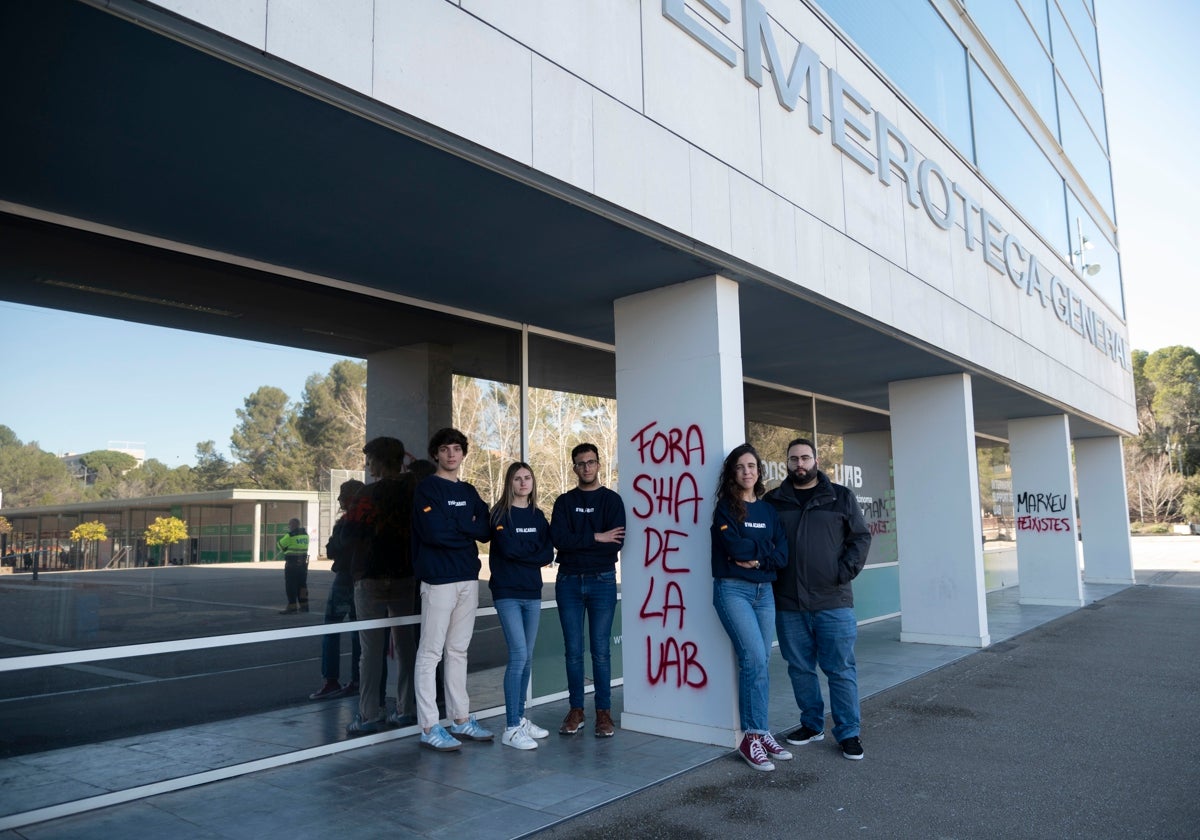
left=711, top=444, right=791, bottom=771
left=766, top=438, right=871, bottom=761
left=489, top=461, right=554, bottom=750
left=551, top=442, right=625, bottom=738
left=412, top=428, right=493, bottom=751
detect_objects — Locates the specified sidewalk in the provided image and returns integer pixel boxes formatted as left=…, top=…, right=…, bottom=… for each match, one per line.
left=3, top=538, right=1195, bottom=839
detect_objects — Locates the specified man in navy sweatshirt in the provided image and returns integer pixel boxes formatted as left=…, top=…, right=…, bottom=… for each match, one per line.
left=411, top=427, right=494, bottom=751
left=551, top=442, right=626, bottom=737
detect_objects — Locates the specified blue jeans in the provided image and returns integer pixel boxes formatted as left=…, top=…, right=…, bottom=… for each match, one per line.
left=712, top=578, right=775, bottom=734
left=775, top=607, right=861, bottom=742
left=555, top=571, right=617, bottom=710
left=320, top=580, right=361, bottom=684
left=494, top=598, right=541, bottom=728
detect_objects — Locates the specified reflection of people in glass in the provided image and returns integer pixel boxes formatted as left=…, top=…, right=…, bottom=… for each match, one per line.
left=310, top=479, right=365, bottom=701
left=345, top=436, right=418, bottom=735
left=489, top=462, right=554, bottom=750
left=710, top=444, right=791, bottom=771
left=277, top=518, right=310, bottom=614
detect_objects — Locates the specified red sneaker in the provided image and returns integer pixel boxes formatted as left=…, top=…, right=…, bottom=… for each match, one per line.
left=737, top=734, right=775, bottom=771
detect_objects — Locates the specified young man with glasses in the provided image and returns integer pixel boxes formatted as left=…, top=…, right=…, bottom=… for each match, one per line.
left=765, top=438, right=872, bottom=760
left=551, top=443, right=625, bottom=737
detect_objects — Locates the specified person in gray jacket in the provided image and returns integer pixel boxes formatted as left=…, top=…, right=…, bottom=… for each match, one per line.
left=765, top=438, right=871, bottom=760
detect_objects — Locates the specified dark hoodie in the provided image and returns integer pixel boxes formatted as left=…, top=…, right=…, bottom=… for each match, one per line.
left=765, top=470, right=871, bottom=612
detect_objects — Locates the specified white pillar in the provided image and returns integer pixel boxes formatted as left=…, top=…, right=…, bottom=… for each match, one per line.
left=1009, top=415, right=1084, bottom=606
left=252, top=502, right=262, bottom=563
left=616, top=275, right=745, bottom=747
left=1075, top=436, right=1135, bottom=584
left=889, top=374, right=990, bottom=647
left=366, top=343, right=453, bottom=459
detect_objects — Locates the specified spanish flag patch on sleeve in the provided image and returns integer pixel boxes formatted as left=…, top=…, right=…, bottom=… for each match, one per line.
left=719, top=524, right=728, bottom=531
left=422, top=506, right=432, bottom=513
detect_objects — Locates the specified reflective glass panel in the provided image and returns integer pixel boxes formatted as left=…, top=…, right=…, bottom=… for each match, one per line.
left=970, top=60, right=1069, bottom=253
left=1058, top=84, right=1115, bottom=219
left=1050, top=1, right=1107, bottom=149
left=1067, top=189, right=1124, bottom=319
left=814, top=0, right=974, bottom=159
left=965, top=0, right=1058, bottom=134
left=1054, top=0, right=1100, bottom=78
left=1017, top=0, right=1051, bottom=48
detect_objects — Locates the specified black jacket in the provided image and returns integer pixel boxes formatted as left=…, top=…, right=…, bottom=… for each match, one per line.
left=766, top=471, right=871, bottom=612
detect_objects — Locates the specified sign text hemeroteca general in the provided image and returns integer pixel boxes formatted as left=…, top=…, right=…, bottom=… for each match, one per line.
left=664, top=0, right=1128, bottom=370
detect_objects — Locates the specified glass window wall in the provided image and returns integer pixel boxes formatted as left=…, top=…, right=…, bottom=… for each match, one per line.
left=965, top=0, right=1058, bottom=134
left=970, top=60, right=1069, bottom=254
left=814, top=0, right=974, bottom=159
left=1049, top=0, right=1106, bottom=148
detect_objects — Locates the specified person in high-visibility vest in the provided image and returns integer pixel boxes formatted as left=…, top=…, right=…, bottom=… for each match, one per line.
left=277, top=518, right=311, bottom=614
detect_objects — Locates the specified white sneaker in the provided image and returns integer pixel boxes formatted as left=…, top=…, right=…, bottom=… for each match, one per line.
left=502, top=725, right=538, bottom=750
left=520, top=717, right=550, bottom=739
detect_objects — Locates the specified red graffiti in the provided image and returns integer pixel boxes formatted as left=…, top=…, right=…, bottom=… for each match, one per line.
left=644, top=527, right=689, bottom=573
left=1017, top=516, right=1071, bottom=533
left=630, top=472, right=702, bottom=524
left=630, top=421, right=706, bottom=466
left=645, top=635, right=708, bottom=688
left=868, top=521, right=889, bottom=535
left=639, top=577, right=686, bottom=629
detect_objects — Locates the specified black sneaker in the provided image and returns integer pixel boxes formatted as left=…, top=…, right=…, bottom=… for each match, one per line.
left=840, top=736, right=864, bottom=760
left=784, top=725, right=825, bottom=745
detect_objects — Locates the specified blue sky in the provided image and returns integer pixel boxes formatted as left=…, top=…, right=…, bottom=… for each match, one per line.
left=2, top=1, right=1195, bottom=468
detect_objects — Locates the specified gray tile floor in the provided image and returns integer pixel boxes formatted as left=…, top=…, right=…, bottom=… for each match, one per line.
left=0, top=579, right=1130, bottom=839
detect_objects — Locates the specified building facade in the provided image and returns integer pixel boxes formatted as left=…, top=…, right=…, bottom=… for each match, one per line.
left=0, top=0, right=1133, bottom=822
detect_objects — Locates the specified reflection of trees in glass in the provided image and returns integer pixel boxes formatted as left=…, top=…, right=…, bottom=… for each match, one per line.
left=70, top=520, right=108, bottom=567
left=451, top=376, right=618, bottom=507
left=144, top=516, right=188, bottom=564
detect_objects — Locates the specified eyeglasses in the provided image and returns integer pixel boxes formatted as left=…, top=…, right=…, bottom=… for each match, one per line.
left=787, top=455, right=815, bottom=465
left=573, top=459, right=599, bottom=469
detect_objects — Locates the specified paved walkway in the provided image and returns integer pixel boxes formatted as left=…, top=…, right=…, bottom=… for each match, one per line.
left=2, top=537, right=1196, bottom=839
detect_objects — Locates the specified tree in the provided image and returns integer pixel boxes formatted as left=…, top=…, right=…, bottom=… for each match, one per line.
left=1142, top=346, right=1200, bottom=475
left=230, top=386, right=312, bottom=488
left=109, top=459, right=193, bottom=499
left=296, top=360, right=368, bottom=484
left=0, top=439, right=80, bottom=507
left=1125, top=449, right=1183, bottom=523
left=192, top=441, right=243, bottom=490
left=0, top=516, right=11, bottom=536
left=78, top=450, right=138, bottom=480
left=71, top=520, right=108, bottom=568
left=144, top=516, right=188, bottom=565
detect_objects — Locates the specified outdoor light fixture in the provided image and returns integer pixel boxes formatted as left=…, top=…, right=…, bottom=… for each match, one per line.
left=1073, top=218, right=1102, bottom=277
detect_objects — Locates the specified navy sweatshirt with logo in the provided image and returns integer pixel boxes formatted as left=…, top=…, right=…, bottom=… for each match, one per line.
left=550, top=486, right=626, bottom=574
left=412, top=474, right=491, bottom=585
left=488, top=505, right=553, bottom=600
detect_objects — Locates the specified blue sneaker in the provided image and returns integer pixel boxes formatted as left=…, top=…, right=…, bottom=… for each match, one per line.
left=420, top=723, right=462, bottom=751
left=448, top=715, right=494, bottom=742
left=345, top=714, right=383, bottom=737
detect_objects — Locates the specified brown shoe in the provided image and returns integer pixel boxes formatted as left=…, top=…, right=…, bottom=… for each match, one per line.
left=560, top=707, right=585, bottom=735
left=594, top=708, right=615, bottom=737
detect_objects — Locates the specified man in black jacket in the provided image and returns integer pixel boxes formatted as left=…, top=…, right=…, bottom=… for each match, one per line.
left=766, top=438, right=871, bottom=760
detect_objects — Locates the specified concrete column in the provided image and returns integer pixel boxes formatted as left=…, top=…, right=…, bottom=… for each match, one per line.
left=366, top=343, right=453, bottom=460
left=252, top=503, right=262, bottom=563
left=1009, top=415, right=1083, bottom=606
left=1075, top=436, right=1135, bottom=584
left=889, top=374, right=990, bottom=647
left=616, top=275, right=744, bottom=747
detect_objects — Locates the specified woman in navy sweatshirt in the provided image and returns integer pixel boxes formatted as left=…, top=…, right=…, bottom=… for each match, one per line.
left=711, top=443, right=790, bottom=771
left=489, top=462, right=555, bottom=749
